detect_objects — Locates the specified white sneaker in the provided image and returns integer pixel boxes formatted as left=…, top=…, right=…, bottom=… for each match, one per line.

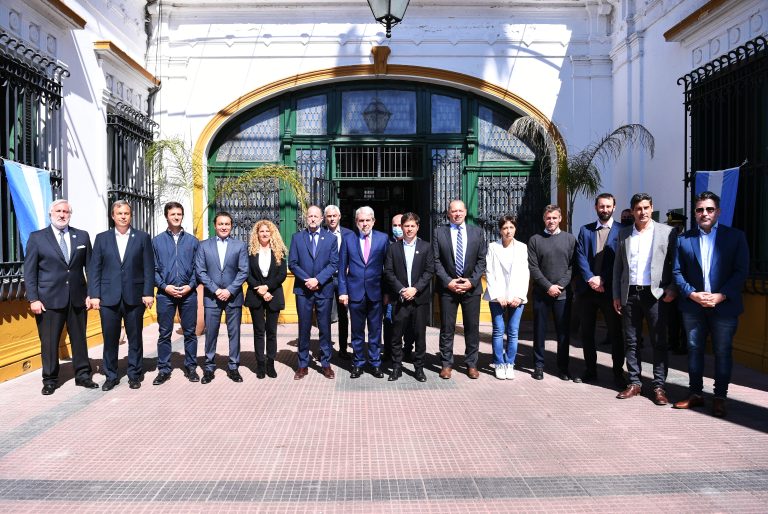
left=495, top=364, right=507, bottom=380
left=506, top=364, right=515, bottom=380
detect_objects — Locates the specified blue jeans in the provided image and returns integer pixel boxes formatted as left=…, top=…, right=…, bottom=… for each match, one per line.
left=490, top=302, right=525, bottom=366
left=681, top=310, right=738, bottom=398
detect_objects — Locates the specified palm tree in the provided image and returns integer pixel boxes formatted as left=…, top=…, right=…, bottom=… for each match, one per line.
left=509, top=118, right=655, bottom=231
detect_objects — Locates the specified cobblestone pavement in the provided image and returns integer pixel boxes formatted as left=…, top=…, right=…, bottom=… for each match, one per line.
left=1, top=321, right=766, bottom=513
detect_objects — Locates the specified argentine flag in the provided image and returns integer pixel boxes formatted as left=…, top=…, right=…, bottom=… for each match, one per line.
left=2, top=159, right=53, bottom=250
left=694, top=166, right=740, bottom=227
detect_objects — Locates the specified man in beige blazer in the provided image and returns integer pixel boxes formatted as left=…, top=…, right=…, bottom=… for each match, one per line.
left=613, top=193, right=677, bottom=405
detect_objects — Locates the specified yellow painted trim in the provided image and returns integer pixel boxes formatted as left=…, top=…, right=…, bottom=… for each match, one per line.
left=93, top=41, right=161, bottom=86
left=191, top=62, right=566, bottom=237
left=49, top=0, right=87, bottom=29
left=663, top=0, right=729, bottom=42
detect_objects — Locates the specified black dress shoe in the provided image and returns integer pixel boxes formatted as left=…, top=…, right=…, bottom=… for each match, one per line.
left=532, top=368, right=544, bottom=380
left=414, top=368, right=427, bottom=382
left=266, top=360, right=277, bottom=378
left=371, top=367, right=384, bottom=378
left=102, top=379, right=120, bottom=391
left=184, top=368, right=200, bottom=382
left=75, top=378, right=99, bottom=389
left=350, top=366, right=363, bottom=379
left=558, top=371, right=572, bottom=381
left=152, top=372, right=171, bottom=386
left=227, top=369, right=243, bottom=382
left=338, top=350, right=351, bottom=360
left=41, top=384, right=57, bottom=395
left=388, top=368, right=402, bottom=381
left=256, top=362, right=266, bottom=379
left=129, top=379, right=141, bottom=389
left=201, top=371, right=215, bottom=384
left=580, top=372, right=598, bottom=384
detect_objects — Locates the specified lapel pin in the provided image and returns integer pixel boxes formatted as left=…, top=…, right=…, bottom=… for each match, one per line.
left=72, top=234, right=77, bottom=239
left=415, top=251, right=420, bottom=254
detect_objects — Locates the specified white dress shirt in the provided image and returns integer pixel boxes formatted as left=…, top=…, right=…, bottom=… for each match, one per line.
left=52, top=225, right=71, bottom=257
left=216, top=236, right=229, bottom=269
left=115, top=228, right=131, bottom=262
left=258, top=246, right=271, bottom=278
left=628, top=221, right=654, bottom=286
left=699, top=223, right=718, bottom=293
left=450, top=223, right=467, bottom=265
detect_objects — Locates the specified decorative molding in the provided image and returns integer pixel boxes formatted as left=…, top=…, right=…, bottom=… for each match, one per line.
left=371, top=45, right=391, bottom=74
left=663, top=0, right=729, bottom=42
left=93, top=40, right=160, bottom=87
left=190, top=64, right=566, bottom=237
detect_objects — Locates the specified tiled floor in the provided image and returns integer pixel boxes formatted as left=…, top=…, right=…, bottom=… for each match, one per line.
left=0, top=320, right=766, bottom=513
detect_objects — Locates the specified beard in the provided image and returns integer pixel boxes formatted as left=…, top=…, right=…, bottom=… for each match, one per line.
left=597, top=211, right=613, bottom=222
left=50, top=219, right=68, bottom=231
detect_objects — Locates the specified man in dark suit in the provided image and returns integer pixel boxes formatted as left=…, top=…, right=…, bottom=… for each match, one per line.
left=196, top=211, right=248, bottom=384
left=575, top=193, right=624, bottom=387
left=88, top=200, right=155, bottom=391
left=152, top=201, right=200, bottom=385
left=383, top=212, right=434, bottom=382
left=339, top=206, right=389, bottom=378
left=24, top=199, right=98, bottom=395
left=613, top=193, right=677, bottom=405
left=289, top=205, right=339, bottom=379
left=433, top=199, right=487, bottom=379
left=672, top=191, right=749, bottom=417
left=324, top=204, right=353, bottom=360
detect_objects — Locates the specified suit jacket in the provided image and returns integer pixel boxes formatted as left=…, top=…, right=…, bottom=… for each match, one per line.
left=673, top=224, right=749, bottom=317
left=244, top=250, right=287, bottom=311
left=338, top=229, right=388, bottom=302
left=383, top=238, right=434, bottom=305
left=195, top=236, right=249, bottom=308
left=24, top=226, right=92, bottom=309
left=328, top=226, right=355, bottom=282
left=613, top=221, right=677, bottom=305
left=433, top=223, right=487, bottom=296
left=88, top=227, right=155, bottom=306
left=288, top=228, right=338, bottom=298
left=575, top=220, right=621, bottom=294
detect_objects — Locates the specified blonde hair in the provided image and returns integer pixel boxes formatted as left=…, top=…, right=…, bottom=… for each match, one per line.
left=248, top=219, right=287, bottom=264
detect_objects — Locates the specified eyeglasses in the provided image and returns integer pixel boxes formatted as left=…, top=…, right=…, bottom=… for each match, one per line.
left=695, top=207, right=716, bottom=214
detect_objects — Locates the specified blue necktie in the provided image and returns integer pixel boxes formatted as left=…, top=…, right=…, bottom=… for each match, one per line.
left=455, top=226, right=464, bottom=276
left=312, top=232, right=318, bottom=257
left=59, top=231, right=69, bottom=264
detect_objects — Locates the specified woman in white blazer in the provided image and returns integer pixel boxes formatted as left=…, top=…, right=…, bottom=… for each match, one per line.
left=483, top=215, right=530, bottom=379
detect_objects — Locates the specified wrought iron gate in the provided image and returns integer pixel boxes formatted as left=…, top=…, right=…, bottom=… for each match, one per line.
left=476, top=173, right=545, bottom=244
left=431, top=148, right=463, bottom=229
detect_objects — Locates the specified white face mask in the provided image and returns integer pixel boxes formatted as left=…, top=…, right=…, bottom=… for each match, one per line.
left=392, top=226, right=403, bottom=239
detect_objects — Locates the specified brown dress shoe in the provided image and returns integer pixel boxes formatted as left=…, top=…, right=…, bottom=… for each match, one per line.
left=652, top=387, right=669, bottom=405
left=467, top=367, right=480, bottom=379
left=673, top=394, right=704, bottom=409
left=439, top=367, right=452, bottom=379
left=322, top=367, right=335, bottom=379
left=294, top=367, right=309, bottom=380
left=616, top=383, right=642, bottom=399
left=712, top=397, right=727, bottom=418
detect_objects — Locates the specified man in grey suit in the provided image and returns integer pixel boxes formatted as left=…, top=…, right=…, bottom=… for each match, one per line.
left=196, top=211, right=249, bottom=384
left=613, top=193, right=677, bottom=405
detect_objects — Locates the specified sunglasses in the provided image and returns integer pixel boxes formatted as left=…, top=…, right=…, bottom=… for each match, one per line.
left=695, top=207, right=716, bottom=214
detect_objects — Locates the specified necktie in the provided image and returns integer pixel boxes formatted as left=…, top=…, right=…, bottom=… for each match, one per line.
left=363, top=234, right=371, bottom=264
left=59, top=230, right=69, bottom=264
left=312, top=232, right=318, bottom=257
left=455, top=226, right=464, bottom=276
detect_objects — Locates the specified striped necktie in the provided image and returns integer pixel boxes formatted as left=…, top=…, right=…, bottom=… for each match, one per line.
left=455, top=226, right=464, bottom=276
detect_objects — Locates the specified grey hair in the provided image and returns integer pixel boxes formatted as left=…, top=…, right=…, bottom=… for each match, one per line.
left=324, top=204, right=340, bottom=215
left=355, top=205, right=375, bottom=220
left=111, top=199, right=132, bottom=214
left=48, top=199, right=72, bottom=214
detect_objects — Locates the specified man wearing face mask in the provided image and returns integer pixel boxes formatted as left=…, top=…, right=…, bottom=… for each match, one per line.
left=24, top=199, right=97, bottom=395
left=383, top=214, right=404, bottom=362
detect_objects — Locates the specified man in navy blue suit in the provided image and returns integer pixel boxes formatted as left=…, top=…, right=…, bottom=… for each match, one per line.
left=24, top=199, right=98, bottom=395
left=574, top=193, right=625, bottom=387
left=672, top=191, right=749, bottom=417
left=196, top=211, right=248, bottom=384
left=88, top=200, right=155, bottom=391
left=338, top=206, right=389, bottom=379
left=289, top=205, right=339, bottom=380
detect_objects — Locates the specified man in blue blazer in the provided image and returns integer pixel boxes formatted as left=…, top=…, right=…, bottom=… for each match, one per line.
left=196, top=211, right=249, bottom=384
left=574, top=193, right=624, bottom=387
left=88, top=200, right=155, bottom=391
left=288, top=205, right=339, bottom=379
left=24, top=199, right=97, bottom=395
left=339, top=206, right=389, bottom=378
left=672, top=191, right=749, bottom=417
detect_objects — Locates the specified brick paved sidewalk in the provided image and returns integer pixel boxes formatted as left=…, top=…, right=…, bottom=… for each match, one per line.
left=0, top=321, right=766, bottom=513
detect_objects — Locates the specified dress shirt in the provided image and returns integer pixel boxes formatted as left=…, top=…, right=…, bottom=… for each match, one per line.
left=216, top=236, right=229, bottom=269
left=258, top=246, right=271, bottom=277
left=331, top=227, right=342, bottom=250
left=450, top=223, right=467, bottom=266
left=52, top=226, right=71, bottom=257
left=628, top=221, right=654, bottom=286
left=402, top=238, right=417, bottom=288
left=359, top=232, right=370, bottom=255
left=544, top=227, right=562, bottom=236
left=596, top=217, right=614, bottom=230
left=115, top=228, right=131, bottom=262
left=699, top=223, right=718, bottom=293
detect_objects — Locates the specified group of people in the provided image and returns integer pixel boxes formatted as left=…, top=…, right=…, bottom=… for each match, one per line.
left=24, top=191, right=748, bottom=418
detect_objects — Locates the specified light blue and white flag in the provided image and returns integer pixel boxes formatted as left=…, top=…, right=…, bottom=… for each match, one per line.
left=694, top=166, right=740, bottom=226
left=2, top=159, right=53, bottom=250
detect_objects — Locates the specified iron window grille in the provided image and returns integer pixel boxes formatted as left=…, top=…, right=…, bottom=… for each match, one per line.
left=335, top=146, right=421, bottom=179
left=0, top=32, right=66, bottom=301
left=212, top=174, right=281, bottom=243
left=476, top=174, right=546, bottom=245
left=430, top=148, right=463, bottom=229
